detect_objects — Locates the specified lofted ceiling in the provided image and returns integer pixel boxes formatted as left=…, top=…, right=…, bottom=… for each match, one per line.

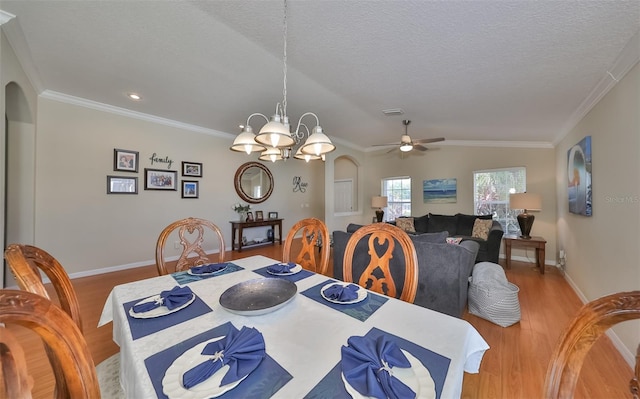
left=1, top=0, right=639, bottom=150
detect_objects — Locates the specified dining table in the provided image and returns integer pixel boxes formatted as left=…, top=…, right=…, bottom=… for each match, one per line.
left=98, top=255, right=490, bottom=399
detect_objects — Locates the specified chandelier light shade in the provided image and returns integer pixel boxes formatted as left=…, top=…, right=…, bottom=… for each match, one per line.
left=230, top=0, right=334, bottom=162
left=371, top=196, right=388, bottom=222
left=509, top=192, right=542, bottom=239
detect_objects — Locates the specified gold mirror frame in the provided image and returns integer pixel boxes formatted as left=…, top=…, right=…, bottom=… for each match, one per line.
left=233, top=162, right=274, bottom=204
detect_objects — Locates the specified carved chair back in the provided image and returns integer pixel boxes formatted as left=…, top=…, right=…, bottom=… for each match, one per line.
left=282, top=218, right=330, bottom=275
left=155, top=217, right=226, bottom=275
left=342, top=223, right=418, bottom=303
left=544, top=290, right=640, bottom=399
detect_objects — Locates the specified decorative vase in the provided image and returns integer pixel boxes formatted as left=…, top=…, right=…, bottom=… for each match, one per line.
left=238, top=211, right=247, bottom=221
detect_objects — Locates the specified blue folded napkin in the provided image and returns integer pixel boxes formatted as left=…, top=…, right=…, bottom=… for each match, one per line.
left=266, top=262, right=296, bottom=274
left=182, top=326, right=266, bottom=389
left=132, top=286, right=193, bottom=313
left=324, top=283, right=360, bottom=302
left=190, top=263, right=227, bottom=274
left=341, top=335, right=415, bottom=399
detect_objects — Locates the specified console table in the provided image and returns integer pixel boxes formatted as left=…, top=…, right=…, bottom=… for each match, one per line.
left=229, top=218, right=283, bottom=252
left=503, top=234, right=547, bottom=274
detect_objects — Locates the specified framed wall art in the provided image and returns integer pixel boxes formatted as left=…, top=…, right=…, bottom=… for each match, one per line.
left=113, top=148, right=139, bottom=173
left=568, top=135, right=592, bottom=216
left=423, top=178, right=457, bottom=203
left=255, top=211, right=264, bottom=221
left=144, top=169, right=177, bottom=190
left=182, top=161, right=202, bottom=177
left=107, top=176, right=137, bottom=194
left=268, top=212, right=278, bottom=219
left=181, top=180, right=199, bottom=198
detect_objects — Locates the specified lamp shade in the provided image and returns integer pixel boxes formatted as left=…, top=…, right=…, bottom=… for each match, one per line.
left=371, top=196, right=388, bottom=209
left=509, top=193, right=542, bottom=211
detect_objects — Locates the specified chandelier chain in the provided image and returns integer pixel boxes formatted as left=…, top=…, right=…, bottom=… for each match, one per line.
left=282, top=0, right=288, bottom=118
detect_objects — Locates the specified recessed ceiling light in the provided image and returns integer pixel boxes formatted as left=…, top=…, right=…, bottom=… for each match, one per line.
left=127, top=93, right=142, bottom=101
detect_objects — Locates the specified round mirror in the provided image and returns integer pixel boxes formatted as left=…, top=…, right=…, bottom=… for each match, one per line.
left=234, top=162, right=274, bottom=204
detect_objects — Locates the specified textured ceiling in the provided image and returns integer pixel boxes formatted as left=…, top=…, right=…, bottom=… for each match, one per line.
left=1, top=0, right=639, bottom=149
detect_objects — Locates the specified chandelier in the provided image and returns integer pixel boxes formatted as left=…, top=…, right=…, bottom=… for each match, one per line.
left=230, top=0, right=335, bottom=162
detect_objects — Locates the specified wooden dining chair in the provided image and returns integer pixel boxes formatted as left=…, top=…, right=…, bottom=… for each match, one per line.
left=342, top=222, right=419, bottom=303
left=543, top=290, right=640, bottom=399
left=282, top=218, right=330, bottom=275
left=3, top=244, right=123, bottom=399
left=0, top=289, right=101, bottom=399
left=155, top=217, right=226, bottom=275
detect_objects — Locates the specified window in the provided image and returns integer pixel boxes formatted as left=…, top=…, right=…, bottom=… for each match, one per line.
left=473, top=167, right=526, bottom=235
left=382, top=177, right=411, bottom=221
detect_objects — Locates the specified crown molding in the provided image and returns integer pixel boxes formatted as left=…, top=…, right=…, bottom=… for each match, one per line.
left=555, top=29, right=640, bottom=146
left=1, top=13, right=44, bottom=93
left=41, top=90, right=235, bottom=139
left=0, top=10, right=15, bottom=25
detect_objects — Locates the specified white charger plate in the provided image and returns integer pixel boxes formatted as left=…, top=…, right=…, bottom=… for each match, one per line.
left=321, top=282, right=367, bottom=305
left=128, top=293, right=195, bottom=319
left=187, top=264, right=228, bottom=276
left=341, top=350, right=436, bottom=399
left=266, top=263, right=302, bottom=276
left=162, top=336, right=248, bottom=399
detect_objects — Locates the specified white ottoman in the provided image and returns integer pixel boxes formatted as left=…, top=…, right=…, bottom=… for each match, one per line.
left=468, top=262, right=521, bottom=327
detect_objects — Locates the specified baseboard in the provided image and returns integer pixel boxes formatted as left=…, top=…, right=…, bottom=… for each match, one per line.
left=563, top=273, right=635, bottom=368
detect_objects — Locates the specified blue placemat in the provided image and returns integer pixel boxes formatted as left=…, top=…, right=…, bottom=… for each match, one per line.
left=252, top=265, right=314, bottom=282
left=171, top=262, right=244, bottom=285
left=304, top=327, right=451, bottom=399
left=300, top=279, right=388, bottom=322
left=124, top=294, right=213, bottom=340
left=144, top=322, right=292, bottom=399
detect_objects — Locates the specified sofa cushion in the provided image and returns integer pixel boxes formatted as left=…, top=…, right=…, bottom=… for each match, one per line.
left=411, top=231, right=448, bottom=244
left=455, top=213, right=492, bottom=236
left=472, top=219, right=493, bottom=240
left=427, top=213, right=458, bottom=236
left=395, top=217, right=416, bottom=233
left=413, top=214, right=430, bottom=233
left=346, top=223, right=365, bottom=233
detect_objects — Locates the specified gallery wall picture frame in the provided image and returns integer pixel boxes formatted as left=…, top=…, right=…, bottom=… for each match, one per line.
left=113, top=148, right=139, bottom=173
left=144, top=168, right=177, bottom=191
left=181, top=180, right=199, bottom=199
left=107, top=176, right=138, bottom=194
left=182, top=161, right=203, bottom=177
left=255, top=211, right=264, bottom=221
left=268, top=212, right=278, bottom=219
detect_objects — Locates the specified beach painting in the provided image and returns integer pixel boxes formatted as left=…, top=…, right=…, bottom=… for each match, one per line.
left=423, top=178, right=457, bottom=203
left=567, top=136, right=592, bottom=216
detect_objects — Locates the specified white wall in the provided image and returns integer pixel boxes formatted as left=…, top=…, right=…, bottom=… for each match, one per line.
left=32, top=97, right=324, bottom=274
left=363, top=145, right=557, bottom=262
left=556, top=62, right=639, bottom=361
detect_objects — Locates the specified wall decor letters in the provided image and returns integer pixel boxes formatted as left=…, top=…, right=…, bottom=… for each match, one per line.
left=148, top=153, right=174, bottom=169
left=293, top=176, right=308, bottom=193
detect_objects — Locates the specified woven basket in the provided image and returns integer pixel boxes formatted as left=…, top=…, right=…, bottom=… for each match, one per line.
left=468, top=262, right=521, bottom=327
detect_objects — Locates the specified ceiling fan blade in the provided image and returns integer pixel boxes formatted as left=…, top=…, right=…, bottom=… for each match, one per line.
left=386, top=147, right=398, bottom=154
left=414, top=144, right=428, bottom=151
left=414, top=137, right=445, bottom=144
left=372, top=142, right=400, bottom=147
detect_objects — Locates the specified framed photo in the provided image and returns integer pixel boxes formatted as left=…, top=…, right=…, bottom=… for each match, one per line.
left=182, top=161, right=202, bottom=177
left=113, top=148, right=139, bottom=173
left=144, top=168, right=177, bottom=190
left=107, top=176, right=137, bottom=194
left=246, top=211, right=254, bottom=222
left=255, top=211, right=264, bottom=221
left=268, top=212, right=278, bottom=219
left=181, top=180, right=199, bottom=198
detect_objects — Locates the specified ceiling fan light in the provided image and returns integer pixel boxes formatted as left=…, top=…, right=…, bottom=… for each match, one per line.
left=400, top=143, right=413, bottom=152
left=230, top=128, right=266, bottom=154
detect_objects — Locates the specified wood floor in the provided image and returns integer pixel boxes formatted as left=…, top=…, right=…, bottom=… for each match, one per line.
left=6, top=243, right=634, bottom=398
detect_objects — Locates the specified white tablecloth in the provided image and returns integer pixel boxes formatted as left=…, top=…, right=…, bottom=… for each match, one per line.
left=99, top=255, right=489, bottom=398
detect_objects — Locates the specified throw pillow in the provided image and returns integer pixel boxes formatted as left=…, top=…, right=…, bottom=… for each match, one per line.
left=472, top=219, right=493, bottom=240
left=396, top=217, right=416, bottom=233
left=446, top=237, right=463, bottom=245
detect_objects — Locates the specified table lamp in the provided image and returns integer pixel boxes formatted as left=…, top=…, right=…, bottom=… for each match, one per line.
left=371, top=196, right=388, bottom=222
left=509, top=192, right=542, bottom=239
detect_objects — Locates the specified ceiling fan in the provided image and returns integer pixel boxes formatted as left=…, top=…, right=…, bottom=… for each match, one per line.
left=373, top=120, right=444, bottom=153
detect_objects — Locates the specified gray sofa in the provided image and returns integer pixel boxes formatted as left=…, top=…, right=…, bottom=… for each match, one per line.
left=333, top=224, right=480, bottom=318
left=396, top=213, right=503, bottom=263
